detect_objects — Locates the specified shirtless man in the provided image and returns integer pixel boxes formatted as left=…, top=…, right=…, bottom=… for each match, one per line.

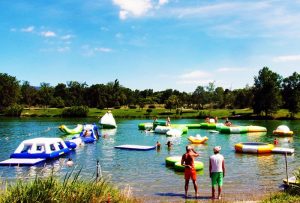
left=181, top=145, right=199, bottom=198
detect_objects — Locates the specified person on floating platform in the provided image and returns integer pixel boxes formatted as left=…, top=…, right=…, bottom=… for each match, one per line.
left=215, top=117, right=218, bottom=123
left=152, top=116, right=158, bottom=129
left=166, top=117, right=171, bottom=126
left=181, top=145, right=199, bottom=198
left=205, top=117, right=210, bottom=123
left=224, top=118, right=232, bottom=127
left=209, top=146, right=225, bottom=200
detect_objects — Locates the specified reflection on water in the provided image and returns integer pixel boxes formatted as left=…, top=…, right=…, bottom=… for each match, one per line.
left=0, top=118, right=299, bottom=201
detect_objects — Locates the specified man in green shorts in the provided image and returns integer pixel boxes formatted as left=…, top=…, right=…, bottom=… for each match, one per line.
left=209, top=146, right=225, bottom=199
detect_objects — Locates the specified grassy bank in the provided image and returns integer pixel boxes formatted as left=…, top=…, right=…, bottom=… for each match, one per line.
left=19, top=107, right=300, bottom=120
left=261, top=192, right=300, bottom=203
left=0, top=172, right=138, bottom=203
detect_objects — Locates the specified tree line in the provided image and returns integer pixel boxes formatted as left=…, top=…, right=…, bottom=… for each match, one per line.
left=0, top=67, right=299, bottom=117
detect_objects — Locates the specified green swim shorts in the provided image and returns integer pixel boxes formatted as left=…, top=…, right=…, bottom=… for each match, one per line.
left=211, top=172, right=223, bottom=186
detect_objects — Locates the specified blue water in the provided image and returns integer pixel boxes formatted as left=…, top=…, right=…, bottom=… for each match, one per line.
left=0, top=118, right=299, bottom=201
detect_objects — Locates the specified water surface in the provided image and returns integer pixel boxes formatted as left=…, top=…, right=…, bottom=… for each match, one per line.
left=0, top=118, right=299, bottom=201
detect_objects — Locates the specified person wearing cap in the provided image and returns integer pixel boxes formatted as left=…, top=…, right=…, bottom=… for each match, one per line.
left=209, top=146, right=225, bottom=199
left=181, top=145, right=199, bottom=198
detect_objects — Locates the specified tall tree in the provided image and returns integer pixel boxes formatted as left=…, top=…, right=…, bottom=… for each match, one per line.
left=20, top=81, right=37, bottom=108
left=38, top=82, right=53, bottom=108
left=0, top=73, right=20, bottom=110
left=282, top=72, right=300, bottom=117
left=253, top=67, right=282, bottom=116
left=192, top=86, right=207, bottom=109
left=67, top=81, right=87, bottom=106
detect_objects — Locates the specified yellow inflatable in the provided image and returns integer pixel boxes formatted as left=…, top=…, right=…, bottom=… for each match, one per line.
left=235, top=142, right=274, bottom=154
left=188, top=135, right=208, bottom=144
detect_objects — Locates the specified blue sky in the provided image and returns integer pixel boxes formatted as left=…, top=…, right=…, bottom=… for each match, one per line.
left=1, top=0, right=300, bottom=92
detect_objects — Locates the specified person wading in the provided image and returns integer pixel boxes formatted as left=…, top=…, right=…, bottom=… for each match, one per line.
left=209, top=146, right=225, bottom=199
left=181, top=145, right=199, bottom=198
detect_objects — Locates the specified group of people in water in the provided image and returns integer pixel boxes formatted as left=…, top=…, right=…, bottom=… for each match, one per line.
left=205, top=116, right=232, bottom=127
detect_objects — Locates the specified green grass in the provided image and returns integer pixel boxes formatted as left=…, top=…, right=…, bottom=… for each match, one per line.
left=261, top=192, right=300, bottom=203
left=0, top=171, right=138, bottom=203
left=19, top=107, right=300, bottom=119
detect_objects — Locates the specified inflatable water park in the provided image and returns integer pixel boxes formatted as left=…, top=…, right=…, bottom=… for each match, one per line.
left=99, top=111, right=117, bottom=129
left=0, top=138, right=76, bottom=166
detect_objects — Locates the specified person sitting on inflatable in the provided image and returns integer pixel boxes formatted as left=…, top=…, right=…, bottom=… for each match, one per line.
left=224, top=118, right=232, bottom=127
left=166, top=117, right=171, bottom=126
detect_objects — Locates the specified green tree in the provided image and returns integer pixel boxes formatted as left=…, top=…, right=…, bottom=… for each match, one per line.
left=165, top=95, right=179, bottom=111
left=253, top=67, right=282, bottom=116
left=233, top=85, right=253, bottom=109
left=214, top=87, right=224, bottom=108
left=192, top=86, right=207, bottom=109
left=54, top=83, right=68, bottom=105
left=20, top=81, right=37, bottom=108
left=38, top=82, right=54, bottom=108
left=67, top=81, right=87, bottom=106
left=282, top=72, right=300, bottom=117
left=206, top=81, right=215, bottom=109
left=0, top=73, right=20, bottom=110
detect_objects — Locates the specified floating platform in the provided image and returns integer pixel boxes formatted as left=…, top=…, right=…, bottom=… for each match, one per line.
left=0, top=158, right=45, bottom=166
left=283, top=176, right=298, bottom=185
left=271, top=147, right=295, bottom=154
left=114, top=145, right=156, bottom=151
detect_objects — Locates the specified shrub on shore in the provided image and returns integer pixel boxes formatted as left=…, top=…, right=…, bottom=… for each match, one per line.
left=3, top=104, right=23, bottom=117
left=61, top=106, right=89, bottom=117
left=0, top=171, right=138, bottom=203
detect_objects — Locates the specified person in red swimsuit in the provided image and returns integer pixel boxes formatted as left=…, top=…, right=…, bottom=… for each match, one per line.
left=181, top=145, right=199, bottom=198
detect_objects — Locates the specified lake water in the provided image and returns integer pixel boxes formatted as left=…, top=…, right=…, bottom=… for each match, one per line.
left=0, top=118, right=299, bottom=202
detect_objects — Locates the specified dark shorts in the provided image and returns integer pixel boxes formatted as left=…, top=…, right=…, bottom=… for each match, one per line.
left=184, top=168, right=197, bottom=181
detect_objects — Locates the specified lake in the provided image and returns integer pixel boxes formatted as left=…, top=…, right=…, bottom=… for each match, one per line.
left=0, top=117, right=299, bottom=201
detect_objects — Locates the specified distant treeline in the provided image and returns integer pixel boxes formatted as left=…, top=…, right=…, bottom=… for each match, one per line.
left=0, top=67, right=299, bottom=117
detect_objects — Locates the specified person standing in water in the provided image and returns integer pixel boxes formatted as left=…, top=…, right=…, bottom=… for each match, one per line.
left=181, top=145, right=199, bottom=198
left=209, top=146, right=225, bottom=200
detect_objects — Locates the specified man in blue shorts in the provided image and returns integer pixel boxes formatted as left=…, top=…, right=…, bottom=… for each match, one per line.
left=209, top=146, right=225, bottom=199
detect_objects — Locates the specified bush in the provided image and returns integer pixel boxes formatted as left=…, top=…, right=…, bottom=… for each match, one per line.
left=146, top=108, right=152, bottom=114
left=176, top=108, right=181, bottom=115
left=97, top=104, right=105, bottom=109
left=4, top=104, right=23, bottom=117
left=0, top=171, right=138, bottom=203
left=62, top=106, right=89, bottom=117
left=129, top=105, right=137, bottom=109
left=148, top=105, right=156, bottom=109
left=114, top=106, right=121, bottom=109
left=159, top=112, right=173, bottom=115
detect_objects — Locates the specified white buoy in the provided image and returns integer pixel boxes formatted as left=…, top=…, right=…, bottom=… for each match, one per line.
left=276, top=125, right=290, bottom=133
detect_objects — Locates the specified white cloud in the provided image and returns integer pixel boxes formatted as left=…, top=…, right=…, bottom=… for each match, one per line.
left=101, top=27, right=109, bottom=31
left=179, top=70, right=211, bottom=79
left=158, top=0, right=168, bottom=6
left=177, top=79, right=213, bottom=85
left=10, top=28, right=17, bottom=32
left=216, top=67, right=247, bottom=72
left=61, top=35, right=73, bottom=40
left=21, top=26, right=35, bottom=32
left=177, top=70, right=212, bottom=85
left=273, top=54, right=300, bottom=62
left=95, top=47, right=112, bottom=52
left=120, top=10, right=129, bottom=20
left=57, top=47, right=70, bottom=52
left=41, top=31, right=56, bottom=37
left=113, top=0, right=153, bottom=20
